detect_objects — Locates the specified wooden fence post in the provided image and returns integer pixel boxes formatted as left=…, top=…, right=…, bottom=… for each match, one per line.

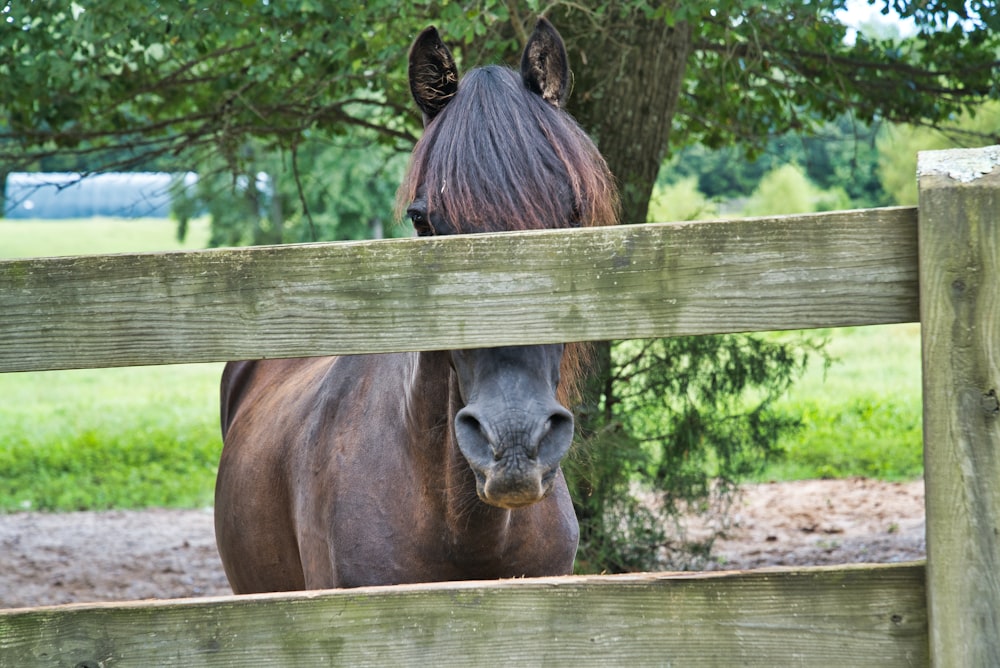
left=919, top=145, right=1000, bottom=666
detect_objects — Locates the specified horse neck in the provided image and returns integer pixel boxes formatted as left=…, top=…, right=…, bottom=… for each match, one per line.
left=406, top=351, right=515, bottom=555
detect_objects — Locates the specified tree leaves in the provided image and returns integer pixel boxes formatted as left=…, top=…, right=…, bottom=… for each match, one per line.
left=2, top=0, right=996, bottom=174
left=677, top=0, right=998, bottom=153
left=1, top=0, right=427, bottom=172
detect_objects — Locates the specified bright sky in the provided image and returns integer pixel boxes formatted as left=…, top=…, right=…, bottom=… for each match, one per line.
left=836, top=0, right=919, bottom=41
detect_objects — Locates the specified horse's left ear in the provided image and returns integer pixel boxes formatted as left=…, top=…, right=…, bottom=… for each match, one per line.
left=409, top=26, right=459, bottom=124
left=520, top=17, right=570, bottom=108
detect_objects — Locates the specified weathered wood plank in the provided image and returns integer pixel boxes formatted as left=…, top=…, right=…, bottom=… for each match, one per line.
left=918, top=146, right=1000, bottom=667
left=0, top=207, right=918, bottom=373
left=0, top=564, right=927, bottom=667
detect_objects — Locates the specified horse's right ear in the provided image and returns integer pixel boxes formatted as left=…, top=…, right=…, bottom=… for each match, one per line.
left=521, top=17, right=570, bottom=108
left=408, top=26, right=459, bottom=125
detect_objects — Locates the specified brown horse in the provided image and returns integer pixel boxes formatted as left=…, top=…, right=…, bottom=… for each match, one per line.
left=215, top=18, right=617, bottom=593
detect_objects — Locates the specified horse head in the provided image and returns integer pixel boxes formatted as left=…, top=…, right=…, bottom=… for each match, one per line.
left=400, top=19, right=617, bottom=510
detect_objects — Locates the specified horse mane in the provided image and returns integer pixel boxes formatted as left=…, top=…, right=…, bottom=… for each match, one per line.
left=398, top=65, right=618, bottom=233
left=397, top=64, right=619, bottom=405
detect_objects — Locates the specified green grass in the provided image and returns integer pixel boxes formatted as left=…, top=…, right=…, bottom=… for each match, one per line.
left=761, top=323, right=923, bottom=482
left=0, top=216, right=211, bottom=258
left=1, top=217, right=222, bottom=511
left=0, top=364, right=222, bottom=511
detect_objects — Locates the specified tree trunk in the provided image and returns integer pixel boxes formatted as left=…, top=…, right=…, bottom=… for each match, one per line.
left=550, top=6, right=692, bottom=429
left=554, top=6, right=692, bottom=226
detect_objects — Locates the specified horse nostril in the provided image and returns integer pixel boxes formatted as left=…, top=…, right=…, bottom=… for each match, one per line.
left=537, top=408, right=573, bottom=460
left=456, top=412, right=499, bottom=460
left=547, top=409, right=572, bottom=435
left=532, top=418, right=557, bottom=458
left=545, top=411, right=571, bottom=434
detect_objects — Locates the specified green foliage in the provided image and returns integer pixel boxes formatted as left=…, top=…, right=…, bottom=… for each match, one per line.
left=174, top=137, right=411, bottom=247
left=615, top=335, right=815, bottom=498
left=877, top=101, right=1000, bottom=205
left=566, top=420, right=663, bottom=573
left=3, top=1, right=997, bottom=174
left=286, top=137, right=409, bottom=242
left=0, top=361, right=222, bottom=512
left=674, top=1, right=999, bottom=155
left=0, top=417, right=220, bottom=512
left=800, top=118, right=886, bottom=205
left=663, top=115, right=889, bottom=208
left=568, top=333, right=821, bottom=573
left=763, top=323, right=923, bottom=482
left=0, top=0, right=425, bottom=172
left=876, top=124, right=950, bottom=206
left=646, top=177, right=717, bottom=222
left=768, top=394, right=923, bottom=481
left=743, top=163, right=850, bottom=216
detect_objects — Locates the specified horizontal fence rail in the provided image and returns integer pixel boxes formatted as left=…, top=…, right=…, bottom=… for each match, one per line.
left=0, top=565, right=928, bottom=667
left=0, top=207, right=918, bottom=373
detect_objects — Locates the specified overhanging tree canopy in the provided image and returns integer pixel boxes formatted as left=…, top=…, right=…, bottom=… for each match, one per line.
left=2, top=1, right=997, bottom=223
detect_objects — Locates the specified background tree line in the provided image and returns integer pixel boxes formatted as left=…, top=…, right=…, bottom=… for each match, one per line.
left=2, top=0, right=997, bottom=571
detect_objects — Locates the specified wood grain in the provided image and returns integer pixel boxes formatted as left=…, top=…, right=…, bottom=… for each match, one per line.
left=0, top=565, right=927, bottom=667
left=918, top=148, right=1000, bottom=667
left=0, top=207, right=918, bottom=373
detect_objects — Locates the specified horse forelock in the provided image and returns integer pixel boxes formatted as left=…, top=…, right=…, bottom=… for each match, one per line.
left=397, top=65, right=615, bottom=408
left=398, top=66, right=618, bottom=235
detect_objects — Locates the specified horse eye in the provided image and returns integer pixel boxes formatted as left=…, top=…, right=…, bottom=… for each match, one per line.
left=407, top=207, right=433, bottom=236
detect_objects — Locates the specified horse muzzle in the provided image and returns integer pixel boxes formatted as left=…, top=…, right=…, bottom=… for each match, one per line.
left=473, top=461, right=561, bottom=509
left=455, top=404, right=574, bottom=509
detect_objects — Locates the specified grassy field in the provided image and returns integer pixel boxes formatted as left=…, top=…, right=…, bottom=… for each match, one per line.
left=763, top=323, right=923, bottom=482
left=1, top=218, right=222, bottom=511
left=0, top=363, right=222, bottom=511
left=0, top=217, right=924, bottom=511
left=0, top=216, right=211, bottom=257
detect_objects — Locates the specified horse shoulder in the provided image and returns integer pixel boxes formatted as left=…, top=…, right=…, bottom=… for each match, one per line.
left=216, top=357, right=341, bottom=592
left=286, top=354, right=431, bottom=587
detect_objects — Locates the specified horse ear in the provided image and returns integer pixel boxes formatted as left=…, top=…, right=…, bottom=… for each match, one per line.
left=408, top=26, right=459, bottom=124
left=520, top=17, right=570, bottom=108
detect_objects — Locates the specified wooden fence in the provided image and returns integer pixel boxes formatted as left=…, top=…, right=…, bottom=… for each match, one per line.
left=0, top=146, right=996, bottom=666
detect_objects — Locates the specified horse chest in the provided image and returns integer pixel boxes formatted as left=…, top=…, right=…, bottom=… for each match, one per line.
left=327, top=515, right=571, bottom=587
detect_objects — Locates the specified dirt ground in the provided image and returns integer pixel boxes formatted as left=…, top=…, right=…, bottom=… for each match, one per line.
left=0, top=477, right=925, bottom=609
